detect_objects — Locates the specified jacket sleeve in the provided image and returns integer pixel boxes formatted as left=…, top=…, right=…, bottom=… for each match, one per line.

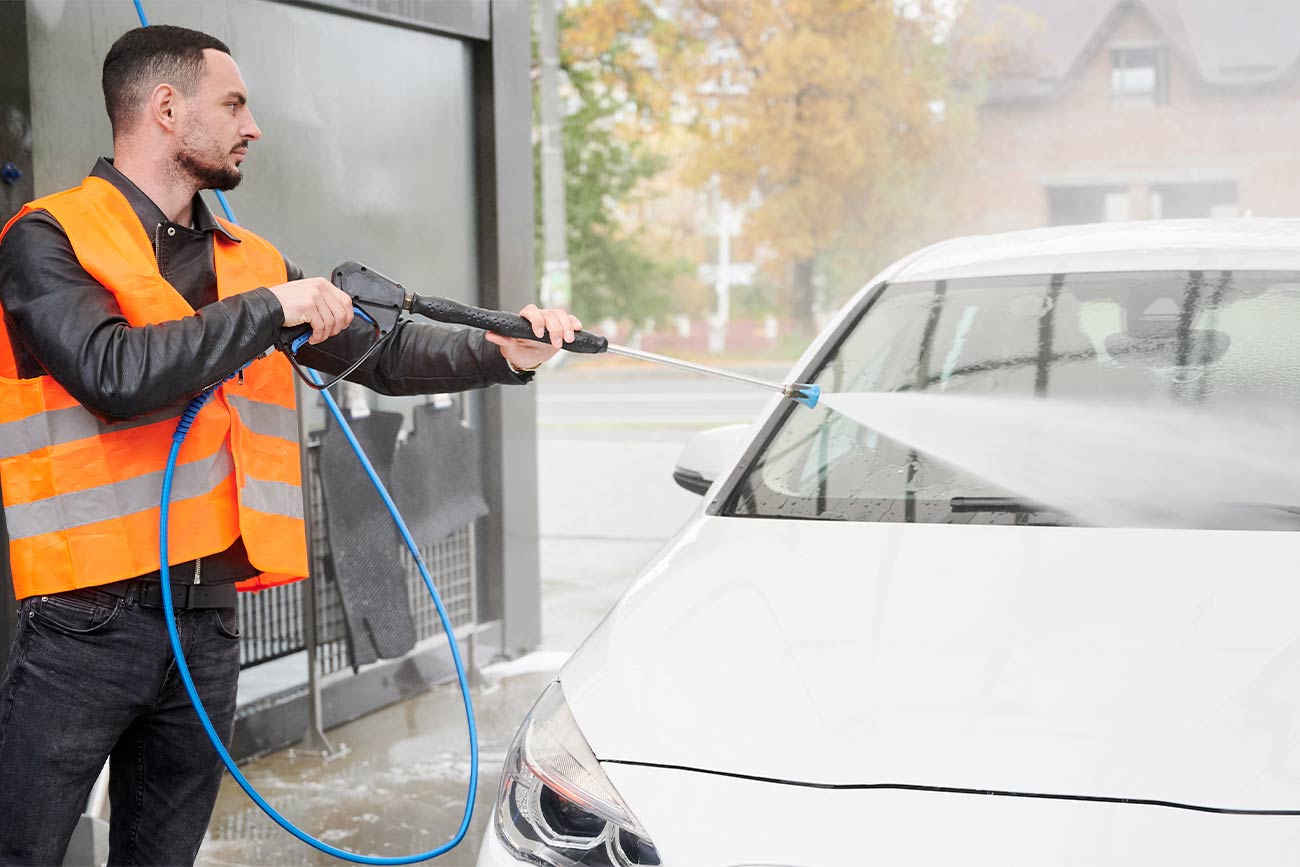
left=281, top=256, right=533, bottom=394
left=0, top=213, right=286, bottom=420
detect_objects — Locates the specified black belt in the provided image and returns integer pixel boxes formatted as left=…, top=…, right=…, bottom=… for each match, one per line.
left=137, top=560, right=202, bottom=584
left=81, top=578, right=238, bottom=609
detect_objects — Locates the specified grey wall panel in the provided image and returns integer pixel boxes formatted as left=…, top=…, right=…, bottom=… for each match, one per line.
left=474, top=1, right=541, bottom=651
left=25, top=0, right=477, bottom=300
left=1, top=0, right=35, bottom=225
left=25, top=0, right=111, bottom=192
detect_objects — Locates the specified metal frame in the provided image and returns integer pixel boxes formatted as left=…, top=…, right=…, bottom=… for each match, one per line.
left=1, top=0, right=538, bottom=726
left=231, top=620, right=501, bottom=761
left=228, top=413, right=490, bottom=758
left=272, top=0, right=491, bottom=40
left=240, top=0, right=540, bottom=754
left=295, top=378, right=336, bottom=755
left=3, top=4, right=539, bottom=861
left=474, top=0, right=543, bottom=656
left=0, top=0, right=33, bottom=673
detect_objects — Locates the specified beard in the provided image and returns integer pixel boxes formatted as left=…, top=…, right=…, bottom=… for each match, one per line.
left=173, top=130, right=246, bottom=192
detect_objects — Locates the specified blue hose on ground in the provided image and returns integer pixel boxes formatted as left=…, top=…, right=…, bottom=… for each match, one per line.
left=159, top=370, right=479, bottom=863
left=136, top=6, right=478, bottom=860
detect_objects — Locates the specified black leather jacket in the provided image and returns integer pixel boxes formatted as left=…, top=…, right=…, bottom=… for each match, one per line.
left=0, top=158, right=530, bottom=582
left=0, top=158, right=529, bottom=421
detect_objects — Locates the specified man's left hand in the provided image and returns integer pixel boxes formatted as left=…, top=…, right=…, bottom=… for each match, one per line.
left=485, top=303, right=583, bottom=372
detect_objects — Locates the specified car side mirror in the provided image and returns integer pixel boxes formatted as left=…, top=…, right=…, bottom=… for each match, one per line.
left=673, top=424, right=750, bottom=495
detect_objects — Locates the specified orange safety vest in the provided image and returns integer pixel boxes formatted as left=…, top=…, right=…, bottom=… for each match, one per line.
left=0, top=176, right=307, bottom=599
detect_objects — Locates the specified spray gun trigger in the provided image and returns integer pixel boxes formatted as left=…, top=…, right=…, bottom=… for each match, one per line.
left=331, top=260, right=407, bottom=338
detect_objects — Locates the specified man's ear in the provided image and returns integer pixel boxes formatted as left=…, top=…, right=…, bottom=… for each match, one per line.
left=149, top=83, right=181, bottom=133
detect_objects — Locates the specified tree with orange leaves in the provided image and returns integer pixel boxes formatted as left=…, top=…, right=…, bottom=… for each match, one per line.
left=680, top=0, right=964, bottom=333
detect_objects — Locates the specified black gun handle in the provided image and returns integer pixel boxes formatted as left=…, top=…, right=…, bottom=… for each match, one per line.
left=410, top=295, right=609, bottom=355
left=277, top=323, right=313, bottom=354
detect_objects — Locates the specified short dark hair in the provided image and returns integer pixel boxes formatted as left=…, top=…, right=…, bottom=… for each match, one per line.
left=102, top=25, right=231, bottom=136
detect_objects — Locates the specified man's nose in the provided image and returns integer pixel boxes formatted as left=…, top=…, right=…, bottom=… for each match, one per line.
left=241, top=110, right=262, bottom=142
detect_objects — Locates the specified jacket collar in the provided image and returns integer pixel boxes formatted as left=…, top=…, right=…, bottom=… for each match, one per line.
left=90, top=157, right=241, bottom=243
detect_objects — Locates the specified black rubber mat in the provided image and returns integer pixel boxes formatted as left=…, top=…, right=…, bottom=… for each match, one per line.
left=318, top=410, right=416, bottom=668
left=392, top=402, right=489, bottom=547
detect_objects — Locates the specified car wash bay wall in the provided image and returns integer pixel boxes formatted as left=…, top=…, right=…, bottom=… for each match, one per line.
left=0, top=0, right=541, bottom=680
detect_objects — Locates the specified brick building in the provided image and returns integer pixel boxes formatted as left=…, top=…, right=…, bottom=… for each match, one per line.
left=957, top=0, right=1300, bottom=233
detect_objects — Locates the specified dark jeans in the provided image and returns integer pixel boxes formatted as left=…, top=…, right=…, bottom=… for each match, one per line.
left=0, top=586, right=241, bottom=866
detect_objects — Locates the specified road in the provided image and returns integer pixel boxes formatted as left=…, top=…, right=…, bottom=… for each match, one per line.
left=536, top=356, right=783, bottom=431
left=534, top=360, right=783, bottom=645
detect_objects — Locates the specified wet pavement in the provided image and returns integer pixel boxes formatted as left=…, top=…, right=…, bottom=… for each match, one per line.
left=199, top=669, right=554, bottom=866
left=197, top=363, right=785, bottom=866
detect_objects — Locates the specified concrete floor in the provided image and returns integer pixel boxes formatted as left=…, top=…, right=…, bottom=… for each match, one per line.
left=196, top=363, right=783, bottom=866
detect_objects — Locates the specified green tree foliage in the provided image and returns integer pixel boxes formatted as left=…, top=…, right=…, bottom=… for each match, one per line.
left=533, top=2, right=687, bottom=326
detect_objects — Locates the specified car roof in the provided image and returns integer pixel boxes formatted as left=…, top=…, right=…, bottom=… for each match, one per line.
left=892, top=219, right=1300, bottom=283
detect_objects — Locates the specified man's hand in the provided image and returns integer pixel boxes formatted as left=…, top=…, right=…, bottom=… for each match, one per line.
left=268, top=277, right=355, bottom=345
left=485, top=304, right=583, bottom=372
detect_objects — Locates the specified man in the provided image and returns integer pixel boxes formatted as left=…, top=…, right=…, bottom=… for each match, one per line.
left=0, top=25, right=577, bottom=866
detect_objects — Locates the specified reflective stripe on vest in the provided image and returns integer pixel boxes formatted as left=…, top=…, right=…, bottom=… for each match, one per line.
left=0, top=177, right=308, bottom=598
left=6, top=443, right=234, bottom=540
left=226, top=394, right=299, bottom=441
left=0, top=404, right=184, bottom=460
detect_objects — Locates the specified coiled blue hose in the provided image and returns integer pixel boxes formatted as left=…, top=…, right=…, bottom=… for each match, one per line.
left=160, top=367, right=479, bottom=864
left=138, top=5, right=478, bottom=860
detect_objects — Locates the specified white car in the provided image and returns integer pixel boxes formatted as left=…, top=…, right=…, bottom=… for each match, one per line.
left=479, top=220, right=1300, bottom=866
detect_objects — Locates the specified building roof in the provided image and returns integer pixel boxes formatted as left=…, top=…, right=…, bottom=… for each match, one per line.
left=961, top=0, right=1300, bottom=101
left=892, top=219, right=1300, bottom=281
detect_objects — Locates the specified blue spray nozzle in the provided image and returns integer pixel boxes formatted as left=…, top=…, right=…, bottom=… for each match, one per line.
left=790, top=383, right=820, bottom=408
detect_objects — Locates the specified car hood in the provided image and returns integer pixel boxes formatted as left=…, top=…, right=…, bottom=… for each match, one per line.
left=562, top=517, right=1300, bottom=810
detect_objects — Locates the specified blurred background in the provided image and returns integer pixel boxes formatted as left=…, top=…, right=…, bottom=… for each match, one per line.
left=534, top=0, right=1300, bottom=358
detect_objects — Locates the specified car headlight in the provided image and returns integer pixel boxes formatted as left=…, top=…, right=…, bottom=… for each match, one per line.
left=495, top=681, right=661, bottom=866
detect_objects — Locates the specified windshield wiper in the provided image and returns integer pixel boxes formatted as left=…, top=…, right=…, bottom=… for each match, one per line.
left=949, top=499, right=1300, bottom=528
left=1238, top=503, right=1300, bottom=516
left=950, top=497, right=1054, bottom=514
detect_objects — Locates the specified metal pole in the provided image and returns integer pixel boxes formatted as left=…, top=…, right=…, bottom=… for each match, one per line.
left=466, top=522, right=482, bottom=689
left=295, top=379, right=336, bottom=756
left=710, top=193, right=734, bottom=354
left=604, top=343, right=793, bottom=396
left=457, top=394, right=482, bottom=689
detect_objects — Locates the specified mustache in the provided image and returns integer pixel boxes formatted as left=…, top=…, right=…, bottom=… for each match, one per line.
left=231, top=141, right=251, bottom=153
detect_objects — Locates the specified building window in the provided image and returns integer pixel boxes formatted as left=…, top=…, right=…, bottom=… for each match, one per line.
left=1048, top=186, right=1130, bottom=226
left=1148, top=182, right=1238, bottom=219
left=1111, top=46, right=1168, bottom=105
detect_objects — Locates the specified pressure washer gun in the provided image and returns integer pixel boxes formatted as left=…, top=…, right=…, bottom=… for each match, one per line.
left=278, top=260, right=820, bottom=408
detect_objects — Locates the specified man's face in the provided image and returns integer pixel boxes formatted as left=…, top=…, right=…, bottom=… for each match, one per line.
left=173, top=49, right=261, bottom=192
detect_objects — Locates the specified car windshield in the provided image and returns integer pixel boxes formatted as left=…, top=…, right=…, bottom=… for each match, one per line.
left=725, top=270, right=1300, bottom=527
